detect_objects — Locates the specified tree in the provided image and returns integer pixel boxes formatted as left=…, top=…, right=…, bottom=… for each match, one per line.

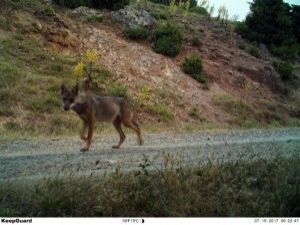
left=291, top=5, right=300, bottom=44
left=245, top=0, right=293, bottom=44
left=236, top=0, right=299, bottom=60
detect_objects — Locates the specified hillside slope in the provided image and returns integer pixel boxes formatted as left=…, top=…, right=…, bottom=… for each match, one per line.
left=0, top=0, right=299, bottom=136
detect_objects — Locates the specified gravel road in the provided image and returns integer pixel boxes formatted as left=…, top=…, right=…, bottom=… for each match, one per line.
left=0, top=128, right=300, bottom=181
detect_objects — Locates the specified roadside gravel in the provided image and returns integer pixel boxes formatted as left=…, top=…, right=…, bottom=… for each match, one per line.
left=0, top=128, right=299, bottom=181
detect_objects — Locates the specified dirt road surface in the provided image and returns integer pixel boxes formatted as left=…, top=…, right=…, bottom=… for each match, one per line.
left=0, top=128, right=299, bottom=181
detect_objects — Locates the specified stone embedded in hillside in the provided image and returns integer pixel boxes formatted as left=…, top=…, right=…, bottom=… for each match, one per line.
left=240, top=64, right=285, bottom=93
left=112, top=6, right=156, bottom=29
left=71, top=6, right=103, bottom=19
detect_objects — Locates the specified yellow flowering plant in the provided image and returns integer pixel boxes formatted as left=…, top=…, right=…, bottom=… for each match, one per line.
left=73, top=49, right=98, bottom=88
left=73, top=61, right=84, bottom=78
left=86, top=49, right=97, bottom=63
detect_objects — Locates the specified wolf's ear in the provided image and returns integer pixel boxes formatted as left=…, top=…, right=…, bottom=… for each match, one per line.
left=61, top=84, right=66, bottom=95
left=72, top=84, right=79, bottom=95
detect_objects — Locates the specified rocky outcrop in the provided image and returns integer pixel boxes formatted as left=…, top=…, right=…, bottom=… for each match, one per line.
left=112, top=6, right=156, bottom=29
left=70, top=6, right=103, bottom=19
left=240, top=64, right=285, bottom=93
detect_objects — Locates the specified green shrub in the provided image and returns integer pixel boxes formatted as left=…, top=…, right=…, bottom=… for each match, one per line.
left=53, top=0, right=129, bottom=10
left=273, top=61, right=294, bottom=81
left=153, top=23, right=183, bottom=57
left=150, top=0, right=197, bottom=8
left=189, top=6, right=208, bottom=16
left=92, top=0, right=130, bottom=10
left=52, top=0, right=92, bottom=8
left=271, top=40, right=299, bottom=61
left=248, top=46, right=260, bottom=58
left=181, top=56, right=207, bottom=83
left=124, top=27, right=149, bottom=40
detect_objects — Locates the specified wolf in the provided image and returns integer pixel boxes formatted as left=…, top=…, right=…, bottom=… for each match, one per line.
left=61, top=84, right=143, bottom=152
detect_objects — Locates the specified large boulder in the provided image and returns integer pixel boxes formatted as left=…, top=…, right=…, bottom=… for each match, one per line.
left=112, top=6, right=156, bottom=29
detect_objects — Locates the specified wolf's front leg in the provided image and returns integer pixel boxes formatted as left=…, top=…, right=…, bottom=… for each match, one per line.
left=80, top=121, right=88, bottom=141
left=80, top=119, right=94, bottom=152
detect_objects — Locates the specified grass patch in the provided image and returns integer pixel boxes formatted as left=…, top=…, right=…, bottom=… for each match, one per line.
left=145, top=103, right=174, bottom=122
left=0, top=156, right=299, bottom=216
left=212, top=94, right=256, bottom=126
left=0, top=61, right=22, bottom=88
left=107, top=82, right=130, bottom=99
left=86, top=14, right=103, bottom=23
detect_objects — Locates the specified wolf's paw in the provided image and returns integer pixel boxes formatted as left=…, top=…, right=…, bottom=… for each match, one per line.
left=112, top=145, right=120, bottom=149
left=80, top=148, right=89, bottom=152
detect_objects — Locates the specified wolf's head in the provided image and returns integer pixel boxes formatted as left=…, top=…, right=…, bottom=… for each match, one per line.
left=60, top=84, right=79, bottom=111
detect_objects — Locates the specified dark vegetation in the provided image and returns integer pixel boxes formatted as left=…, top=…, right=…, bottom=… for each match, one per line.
left=273, top=61, right=294, bottom=81
left=235, top=0, right=300, bottom=82
left=189, top=6, right=209, bottom=16
left=153, top=22, right=183, bottom=57
left=236, top=0, right=299, bottom=62
left=52, top=0, right=130, bottom=10
left=150, top=0, right=197, bottom=8
left=0, top=156, right=299, bottom=216
left=124, top=26, right=149, bottom=40
left=181, top=56, right=206, bottom=83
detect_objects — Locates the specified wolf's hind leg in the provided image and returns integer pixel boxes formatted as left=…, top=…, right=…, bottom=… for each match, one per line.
left=124, top=118, right=143, bottom=146
left=112, top=116, right=125, bottom=149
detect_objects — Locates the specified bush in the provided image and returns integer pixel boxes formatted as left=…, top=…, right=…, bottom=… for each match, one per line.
left=150, top=0, right=197, bottom=8
left=53, top=0, right=129, bottom=10
left=273, top=61, right=294, bottom=81
left=181, top=56, right=206, bottom=83
left=235, top=1, right=299, bottom=61
left=124, top=27, right=149, bottom=40
left=52, top=0, right=92, bottom=8
left=189, top=6, right=209, bottom=16
left=248, top=46, right=260, bottom=58
left=271, top=40, right=299, bottom=61
left=153, top=23, right=183, bottom=57
left=92, top=0, right=129, bottom=10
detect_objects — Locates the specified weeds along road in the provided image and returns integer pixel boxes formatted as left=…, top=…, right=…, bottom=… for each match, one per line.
left=0, top=128, right=300, bottom=181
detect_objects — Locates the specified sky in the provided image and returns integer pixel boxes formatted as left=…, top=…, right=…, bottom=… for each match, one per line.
left=202, top=0, right=300, bottom=21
